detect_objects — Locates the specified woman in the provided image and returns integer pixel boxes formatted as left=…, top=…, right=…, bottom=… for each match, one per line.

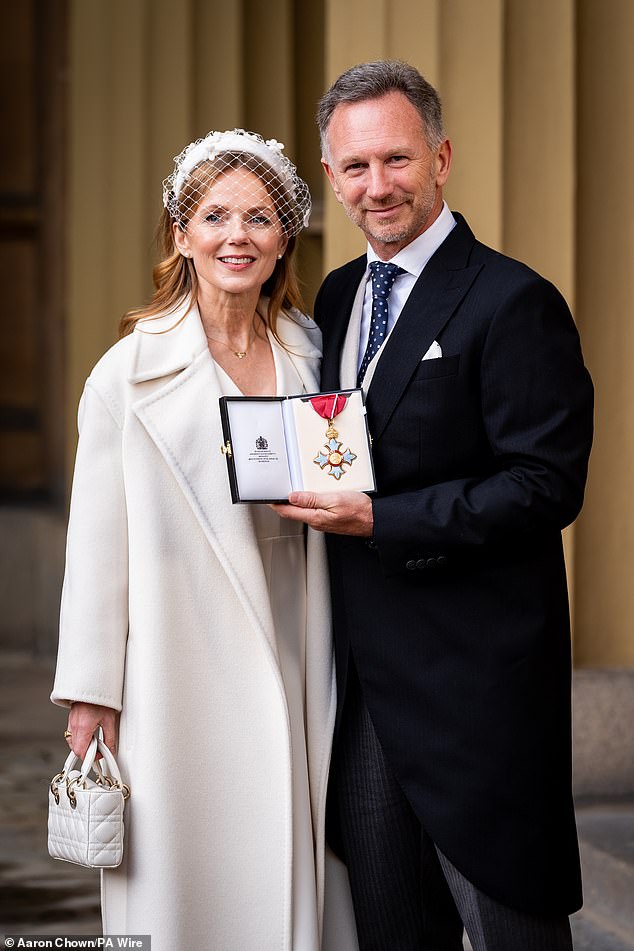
left=52, top=129, right=357, bottom=951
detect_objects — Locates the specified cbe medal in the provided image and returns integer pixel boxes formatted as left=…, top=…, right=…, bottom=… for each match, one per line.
left=311, top=393, right=357, bottom=480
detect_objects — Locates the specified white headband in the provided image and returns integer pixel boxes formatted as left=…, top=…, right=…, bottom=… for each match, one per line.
left=162, top=128, right=312, bottom=236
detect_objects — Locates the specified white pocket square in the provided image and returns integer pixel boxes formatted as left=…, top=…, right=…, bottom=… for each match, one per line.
left=422, top=341, right=442, bottom=361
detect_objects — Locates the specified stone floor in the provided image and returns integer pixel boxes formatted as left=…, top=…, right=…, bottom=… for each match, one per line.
left=0, top=653, right=101, bottom=936
left=1, top=651, right=632, bottom=948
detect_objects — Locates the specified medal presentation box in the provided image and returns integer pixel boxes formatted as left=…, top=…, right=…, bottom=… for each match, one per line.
left=219, top=389, right=376, bottom=503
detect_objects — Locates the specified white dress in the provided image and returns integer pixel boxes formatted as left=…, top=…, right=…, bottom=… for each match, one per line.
left=214, top=329, right=320, bottom=951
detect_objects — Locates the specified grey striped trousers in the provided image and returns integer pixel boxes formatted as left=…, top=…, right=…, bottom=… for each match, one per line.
left=330, top=666, right=573, bottom=951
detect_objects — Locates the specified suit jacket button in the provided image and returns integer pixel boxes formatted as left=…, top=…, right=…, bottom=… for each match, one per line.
left=437, top=555, right=448, bottom=567
left=416, top=559, right=426, bottom=570
left=406, top=560, right=417, bottom=570
left=426, top=558, right=437, bottom=568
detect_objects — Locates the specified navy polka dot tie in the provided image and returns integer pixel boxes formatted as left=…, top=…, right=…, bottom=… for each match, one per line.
left=357, top=261, right=405, bottom=386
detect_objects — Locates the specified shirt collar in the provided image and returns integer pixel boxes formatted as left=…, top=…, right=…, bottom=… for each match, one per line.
left=366, top=202, right=457, bottom=277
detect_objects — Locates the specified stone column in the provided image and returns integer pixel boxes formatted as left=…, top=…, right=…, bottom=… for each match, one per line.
left=574, top=0, right=634, bottom=665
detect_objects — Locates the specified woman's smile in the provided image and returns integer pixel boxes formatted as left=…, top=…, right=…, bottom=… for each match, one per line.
left=217, top=254, right=257, bottom=268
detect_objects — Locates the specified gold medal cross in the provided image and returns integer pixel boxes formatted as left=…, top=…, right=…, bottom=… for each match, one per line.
left=313, top=420, right=357, bottom=480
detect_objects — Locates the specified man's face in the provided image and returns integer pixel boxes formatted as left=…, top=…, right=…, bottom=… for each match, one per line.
left=322, top=91, right=451, bottom=259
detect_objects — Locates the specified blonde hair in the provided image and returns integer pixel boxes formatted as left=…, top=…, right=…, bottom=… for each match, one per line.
left=119, top=153, right=306, bottom=339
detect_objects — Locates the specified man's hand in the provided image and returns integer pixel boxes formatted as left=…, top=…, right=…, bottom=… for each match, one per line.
left=271, top=490, right=373, bottom=537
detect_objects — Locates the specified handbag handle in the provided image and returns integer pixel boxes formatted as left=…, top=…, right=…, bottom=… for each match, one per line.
left=56, top=734, right=128, bottom=800
left=79, top=735, right=123, bottom=785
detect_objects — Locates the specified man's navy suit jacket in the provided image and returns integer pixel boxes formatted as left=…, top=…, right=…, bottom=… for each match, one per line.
left=316, top=213, right=593, bottom=915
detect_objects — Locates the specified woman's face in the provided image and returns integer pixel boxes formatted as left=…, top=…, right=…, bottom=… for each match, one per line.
left=174, top=166, right=287, bottom=299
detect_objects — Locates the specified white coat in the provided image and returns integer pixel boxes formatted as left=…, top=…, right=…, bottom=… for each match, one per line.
left=52, top=301, right=358, bottom=951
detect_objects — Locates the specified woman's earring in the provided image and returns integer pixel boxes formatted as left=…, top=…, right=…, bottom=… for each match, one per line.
left=277, top=254, right=283, bottom=260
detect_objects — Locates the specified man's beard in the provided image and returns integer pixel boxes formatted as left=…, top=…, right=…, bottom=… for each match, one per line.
left=343, top=191, right=435, bottom=246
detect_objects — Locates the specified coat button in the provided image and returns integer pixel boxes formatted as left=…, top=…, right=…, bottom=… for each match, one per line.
left=426, top=558, right=437, bottom=568
left=406, top=560, right=417, bottom=570
left=416, top=559, right=426, bottom=570
left=366, top=539, right=378, bottom=550
left=437, top=555, right=448, bottom=567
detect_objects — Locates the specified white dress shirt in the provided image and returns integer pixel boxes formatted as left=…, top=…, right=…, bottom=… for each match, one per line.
left=357, top=202, right=457, bottom=371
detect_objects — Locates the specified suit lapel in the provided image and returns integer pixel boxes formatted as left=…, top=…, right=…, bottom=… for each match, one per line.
left=130, top=306, right=280, bottom=667
left=340, top=275, right=367, bottom=389
left=320, top=257, right=366, bottom=390
left=366, top=216, right=482, bottom=443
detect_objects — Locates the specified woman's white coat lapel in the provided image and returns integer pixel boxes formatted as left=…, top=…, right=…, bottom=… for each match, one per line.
left=129, top=304, right=281, bottom=665
left=127, top=301, right=323, bottom=675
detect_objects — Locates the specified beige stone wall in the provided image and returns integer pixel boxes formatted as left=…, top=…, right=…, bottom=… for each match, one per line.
left=67, top=0, right=634, bottom=665
left=574, top=0, right=634, bottom=664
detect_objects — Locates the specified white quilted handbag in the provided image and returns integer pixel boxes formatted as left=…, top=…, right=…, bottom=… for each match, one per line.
left=48, top=733, right=130, bottom=868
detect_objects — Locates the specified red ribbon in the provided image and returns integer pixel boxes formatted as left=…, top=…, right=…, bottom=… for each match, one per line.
left=310, top=393, right=349, bottom=421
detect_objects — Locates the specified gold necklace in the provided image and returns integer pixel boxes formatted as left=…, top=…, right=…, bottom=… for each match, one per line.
left=204, top=316, right=258, bottom=359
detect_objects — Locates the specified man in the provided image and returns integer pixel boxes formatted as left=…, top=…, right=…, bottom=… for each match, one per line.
left=274, top=61, right=593, bottom=950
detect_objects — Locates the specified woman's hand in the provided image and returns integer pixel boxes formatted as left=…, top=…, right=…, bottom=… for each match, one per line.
left=66, top=702, right=119, bottom=758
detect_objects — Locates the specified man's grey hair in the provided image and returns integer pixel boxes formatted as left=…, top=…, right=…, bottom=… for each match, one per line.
left=317, top=60, right=445, bottom=161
